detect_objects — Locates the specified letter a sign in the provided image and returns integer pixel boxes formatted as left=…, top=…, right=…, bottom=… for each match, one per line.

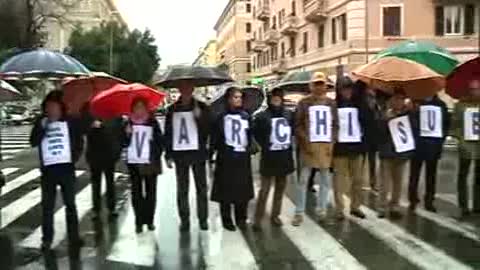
left=173, top=112, right=199, bottom=151
left=270, top=117, right=291, bottom=151
left=338, top=108, right=362, bottom=143
left=127, top=125, right=153, bottom=164
left=464, top=107, right=480, bottom=141
left=420, top=105, right=442, bottom=138
left=308, top=105, right=332, bottom=143
left=388, top=115, right=415, bottom=153
left=224, top=114, right=249, bottom=152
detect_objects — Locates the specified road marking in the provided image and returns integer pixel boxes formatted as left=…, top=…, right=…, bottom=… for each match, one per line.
left=20, top=173, right=123, bottom=249
left=0, top=144, right=31, bottom=149
left=1, top=149, right=24, bottom=154
left=0, top=171, right=84, bottom=229
left=1, top=168, right=19, bottom=176
left=436, top=193, right=458, bottom=206
left=0, top=169, right=41, bottom=198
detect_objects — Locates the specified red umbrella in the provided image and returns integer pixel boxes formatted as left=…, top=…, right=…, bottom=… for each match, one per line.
left=446, top=57, right=480, bottom=99
left=90, top=83, right=166, bottom=119
left=62, top=72, right=128, bottom=115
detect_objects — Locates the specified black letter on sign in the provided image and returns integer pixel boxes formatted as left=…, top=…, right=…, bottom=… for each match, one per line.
left=231, top=118, right=242, bottom=144
left=397, top=121, right=408, bottom=144
left=315, top=110, right=327, bottom=135
left=135, top=131, right=147, bottom=157
left=274, top=118, right=289, bottom=143
left=178, top=117, right=190, bottom=145
left=473, top=112, right=480, bottom=135
left=427, top=110, right=436, bottom=131
left=348, top=112, right=354, bottom=136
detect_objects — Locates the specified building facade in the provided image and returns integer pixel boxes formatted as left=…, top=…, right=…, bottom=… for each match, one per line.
left=214, top=0, right=254, bottom=84
left=250, top=0, right=479, bottom=83
left=44, top=0, right=126, bottom=51
left=193, top=40, right=218, bottom=66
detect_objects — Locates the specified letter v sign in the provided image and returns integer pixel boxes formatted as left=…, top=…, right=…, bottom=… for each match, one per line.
left=135, top=131, right=147, bottom=157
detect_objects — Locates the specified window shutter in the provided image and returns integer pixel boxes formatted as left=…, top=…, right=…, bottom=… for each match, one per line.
left=435, top=6, right=444, bottom=36
left=464, top=4, right=475, bottom=35
left=332, top=19, right=337, bottom=44
left=341, top=14, right=347, bottom=41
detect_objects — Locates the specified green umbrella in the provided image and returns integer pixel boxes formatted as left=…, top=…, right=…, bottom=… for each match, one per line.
left=373, top=40, right=459, bottom=76
left=272, top=71, right=334, bottom=92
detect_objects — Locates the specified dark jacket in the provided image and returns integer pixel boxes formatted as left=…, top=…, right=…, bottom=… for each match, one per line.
left=412, top=96, right=450, bottom=160
left=333, top=99, right=369, bottom=156
left=364, top=95, right=383, bottom=151
left=30, top=116, right=84, bottom=172
left=122, top=117, right=164, bottom=175
left=164, top=97, right=211, bottom=164
left=378, top=110, right=417, bottom=160
left=210, top=109, right=254, bottom=203
left=253, top=106, right=295, bottom=177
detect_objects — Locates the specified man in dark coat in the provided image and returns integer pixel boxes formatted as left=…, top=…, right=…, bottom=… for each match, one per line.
left=164, top=82, right=210, bottom=231
left=409, top=95, right=450, bottom=212
left=252, top=89, right=294, bottom=229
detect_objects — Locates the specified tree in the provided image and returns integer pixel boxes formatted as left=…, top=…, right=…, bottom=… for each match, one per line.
left=68, top=22, right=160, bottom=84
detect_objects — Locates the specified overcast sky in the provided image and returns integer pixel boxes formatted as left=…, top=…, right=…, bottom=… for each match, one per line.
left=115, top=0, right=226, bottom=68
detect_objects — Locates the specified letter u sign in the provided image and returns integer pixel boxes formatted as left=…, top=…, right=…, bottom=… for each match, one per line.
left=420, top=105, right=442, bottom=138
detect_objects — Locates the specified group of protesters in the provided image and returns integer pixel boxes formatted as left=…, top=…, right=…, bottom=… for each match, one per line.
left=27, top=70, right=480, bottom=252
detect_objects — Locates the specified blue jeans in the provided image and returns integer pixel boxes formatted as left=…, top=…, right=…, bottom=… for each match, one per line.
left=295, top=166, right=331, bottom=214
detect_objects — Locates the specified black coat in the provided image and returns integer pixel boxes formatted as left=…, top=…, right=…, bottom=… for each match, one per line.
left=210, top=110, right=254, bottom=204
left=164, top=98, right=211, bottom=164
left=364, top=95, right=383, bottom=152
left=412, top=96, right=450, bottom=160
left=253, top=106, right=294, bottom=177
left=30, top=116, right=84, bottom=171
left=333, top=99, right=369, bottom=156
left=83, top=113, right=123, bottom=166
left=378, top=111, right=417, bottom=160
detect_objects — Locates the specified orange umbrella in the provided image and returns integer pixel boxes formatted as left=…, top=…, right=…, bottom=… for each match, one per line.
left=352, top=57, right=445, bottom=100
left=62, top=72, right=127, bottom=115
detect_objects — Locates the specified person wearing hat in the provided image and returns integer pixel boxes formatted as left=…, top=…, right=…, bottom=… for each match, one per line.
left=252, top=88, right=294, bottom=229
left=30, top=90, right=84, bottom=251
left=332, top=77, right=369, bottom=220
left=292, top=71, right=337, bottom=226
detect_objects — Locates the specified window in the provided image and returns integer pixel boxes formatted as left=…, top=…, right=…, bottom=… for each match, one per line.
left=435, top=5, right=475, bottom=36
left=289, top=36, right=296, bottom=57
left=272, top=16, right=277, bottom=29
left=444, top=6, right=464, bottom=35
left=247, top=40, right=252, bottom=52
left=291, top=1, right=296, bottom=16
left=302, top=31, right=308, bottom=53
left=246, top=23, right=252, bottom=33
left=272, top=45, right=278, bottom=61
left=281, top=42, right=285, bottom=58
left=253, top=56, right=256, bottom=69
left=382, top=6, right=401, bottom=36
left=246, top=3, right=251, bottom=13
left=318, top=24, right=325, bottom=48
left=263, top=21, right=269, bottom=32
left=247, top=63, right=252, bottom=73
left=341, top=14, right=347, bottom=41
left=332, top=13, right=347, bottom=43
left=331, top=19, right=337, bottom=44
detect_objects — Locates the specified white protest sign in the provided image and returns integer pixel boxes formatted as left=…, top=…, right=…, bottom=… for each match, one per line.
left=224, top=114, right=249, bottom=152
left=41, top=121, right=72, bottom=166
left=308, top=105, right=332, bottom=143
left=172, top=111, right=199, bottom=151
left=388, top=115, right=415, bottom=153
left=127, top=125, right=153, bottom=164
left=269, top=117, right=292, bottom=151
left=420, top=105, right=443, bottom=138
left=464, top=107, right=480, bottom=141
left=338, top=108, right=362, bottom=143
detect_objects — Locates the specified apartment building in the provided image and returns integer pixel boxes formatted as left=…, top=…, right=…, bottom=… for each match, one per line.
left=251, top=0, right=479, bottom=83
left=214, top=0, right=253, bottom=84
left=193, top=40, right=218, bottom=66
left=44, top=0, right=126, bottom=51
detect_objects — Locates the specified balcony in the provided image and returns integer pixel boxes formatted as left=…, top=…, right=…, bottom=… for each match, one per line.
left=265, top=29, right=280, bottom=45
left=252, top=39, right=268, bottom=52
left=256, top=2, right=270, bottom=21
left=272, top=60, right=288, bottom=74
left=280, top=15, right=300, bottom=36
left=304, top=0, right=328, bottom=23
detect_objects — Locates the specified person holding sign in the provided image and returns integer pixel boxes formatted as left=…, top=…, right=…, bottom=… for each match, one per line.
left=30, top=90, right=85, bottom=251
left=451, top=80, right=480, bottom=217
left=377, top=89, right=416, bottom=219
left=409, top=95, right=449, bottom=213
left=332, top=77, right=369, bottom=220
left=210, top=87, right=254, bottom=231
left=252, top=89, right=294, bottom=229
left=292, top=72, right=337, bottom=226
left=122, top=98, right=164, bottom=233
left=164, top=81, right=211, bottom=232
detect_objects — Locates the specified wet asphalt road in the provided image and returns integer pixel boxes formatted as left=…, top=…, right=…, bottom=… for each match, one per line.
left=0, top=124, right=479, bottom=270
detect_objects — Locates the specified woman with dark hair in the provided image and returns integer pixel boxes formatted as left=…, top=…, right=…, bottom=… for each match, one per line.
left=122, top=97, right=164, bottom=233
left=210, top=87, right=254, bottom=231
left=30, top=90, right=84, bottom=251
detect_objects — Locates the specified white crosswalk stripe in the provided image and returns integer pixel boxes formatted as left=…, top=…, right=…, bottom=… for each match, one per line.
left=0, top=127, right=31, bottom=160
left=1, top=166, right=480, bottom=269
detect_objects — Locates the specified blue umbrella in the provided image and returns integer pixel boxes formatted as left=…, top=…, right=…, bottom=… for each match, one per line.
left=0, top=49, right=90, bottom=80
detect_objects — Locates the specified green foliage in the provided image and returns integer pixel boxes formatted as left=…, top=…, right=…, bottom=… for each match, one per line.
left=68, top=22, right=160, bottom=84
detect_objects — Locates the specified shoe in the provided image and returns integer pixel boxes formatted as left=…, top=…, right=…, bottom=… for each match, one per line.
left=350, top=209, right=366, bottom=219
left=236, top=220, right=248, bottom=230
left=390, top=210, right=403, bottom=220
left=271, top=216, right=283, bottom=227
left=223, top=222, right=236, bottom=231
left=377, top=210, right=386, bottom=218
left=291, top=214, right=304, bottom=227
left=199, top=221, right=209, bottom=231
left=136, top=225, right=143, bottom=234
left=147, top=224, right=156, bottom=231
left=180, top=222, right=190, bottom=232
left=316, top=208, right=327, bottom=221
left=335, top=212, right=346, bottom=221
left=460, top=209, right=471, bottom=218
left=408, top=203, right=417, bottom=212
left=424, top=204, right=437, bottom=213
left=41, top=241, right=52, bottom=251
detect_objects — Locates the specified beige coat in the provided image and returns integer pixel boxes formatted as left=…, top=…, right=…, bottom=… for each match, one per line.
left=295, top=94, right=337, bottom=169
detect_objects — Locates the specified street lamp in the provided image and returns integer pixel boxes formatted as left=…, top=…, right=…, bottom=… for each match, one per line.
left=109, top=11, right=120, bottom=74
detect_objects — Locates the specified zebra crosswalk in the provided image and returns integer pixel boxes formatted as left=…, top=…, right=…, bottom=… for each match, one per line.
left=1, top=165, right=480, bottom=270
left=0, top=126, right=32, bottom=160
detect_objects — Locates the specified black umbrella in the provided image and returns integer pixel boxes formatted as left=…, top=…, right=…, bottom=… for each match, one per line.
left=209, top=84, right=265, bottom=116
left=0, top=49, right=90, bottom=80
left=155, top=66, right=234, bottom=88
left=272, top=70, right=334, bottom=92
